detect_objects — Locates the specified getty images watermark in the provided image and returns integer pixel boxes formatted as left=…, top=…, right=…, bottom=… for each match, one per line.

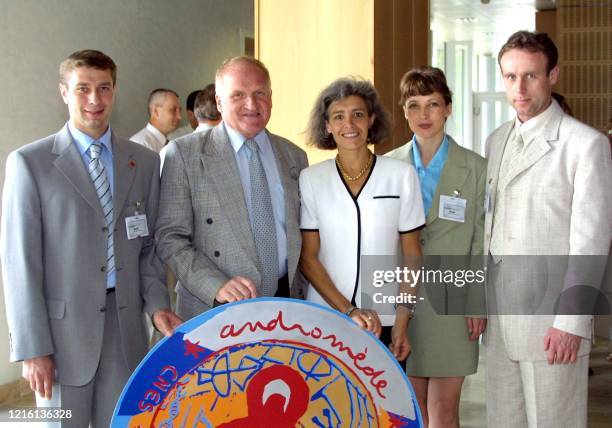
left=360, top=255, right=611, bottom=316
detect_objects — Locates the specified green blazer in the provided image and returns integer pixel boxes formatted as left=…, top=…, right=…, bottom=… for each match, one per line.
left=386, top=136, right=486, bottom=256
left=387, top=136, right=487, bottom=315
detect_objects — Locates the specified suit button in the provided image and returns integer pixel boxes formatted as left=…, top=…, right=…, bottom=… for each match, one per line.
left=214, top=251, right=220, bottom=257
left=99, top=306, right=106, bottom=312
left=101, top=266, right=106, bottom=272
left=206, top=218, right=213, bottom=224
left=102, top=226, right=108, bottom=232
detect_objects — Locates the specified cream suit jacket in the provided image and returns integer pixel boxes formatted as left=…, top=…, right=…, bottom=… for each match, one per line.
left=484, top=100, right=612, bottom=360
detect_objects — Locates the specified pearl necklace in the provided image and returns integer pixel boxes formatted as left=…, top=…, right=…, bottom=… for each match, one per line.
left=336, top=150, right=374, bottom=181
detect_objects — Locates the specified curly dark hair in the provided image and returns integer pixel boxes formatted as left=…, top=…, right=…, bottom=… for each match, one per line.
left=498, top=31, right=558, bottom=74
left=306, top=77, right=391, bottom=150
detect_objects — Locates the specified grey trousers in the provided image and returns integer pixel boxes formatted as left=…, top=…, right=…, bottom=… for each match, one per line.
left=36, top=292, right=131, bottom=428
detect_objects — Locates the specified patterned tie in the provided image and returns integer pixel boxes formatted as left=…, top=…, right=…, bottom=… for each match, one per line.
left=88, top=143, right=115, bottom=286
left=245, top=139, right=278, bottom=296
left=490, top=132, right=524, bottom=262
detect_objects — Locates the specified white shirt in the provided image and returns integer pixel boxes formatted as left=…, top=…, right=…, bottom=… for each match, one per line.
left=300, top=156, right=425, bottom=325
left=130, top=122, right=166, bottom=153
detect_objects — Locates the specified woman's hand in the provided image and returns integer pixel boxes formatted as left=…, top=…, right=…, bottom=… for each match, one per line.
left=351, top=308, right=382, bottom=338
left=466, top=317, right=487, bottom=341
left=389, top=324, right=411, bottom=361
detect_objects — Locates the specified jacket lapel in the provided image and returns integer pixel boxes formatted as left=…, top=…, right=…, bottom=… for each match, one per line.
left=204, top=125, right=257, bottom=260
left=501, top=104, right=561, bottom=189
left=111, top=133, right=136, bottom=227
left=52, top=125, right=104, bottom=219
left=427, top=137, right=469, bottom=226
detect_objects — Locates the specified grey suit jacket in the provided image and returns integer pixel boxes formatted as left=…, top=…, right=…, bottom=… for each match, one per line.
left=0, top=125, right=170, bottom=386
left=155, top=123, right=308, bottom=316
left=483, top=100, right=612, bottom=359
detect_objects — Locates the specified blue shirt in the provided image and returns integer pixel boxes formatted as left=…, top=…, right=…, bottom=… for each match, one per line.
left=225, top=123, right=288, bottom=278
left=411, top=135, right=449, bottom=216
left=68, top=122, right=115, bottom=288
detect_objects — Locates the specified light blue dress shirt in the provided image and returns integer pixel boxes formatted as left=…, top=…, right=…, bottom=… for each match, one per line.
left=411, top=134, right=449, bottom=216
left=225, top=123, right=288, bottom=278
left=68, top=122, right=115, bottom=288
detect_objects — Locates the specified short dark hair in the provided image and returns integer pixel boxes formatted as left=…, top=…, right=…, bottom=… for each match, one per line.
left=399, top=66, right=452, bottom=107
left=186, top=90, right=200, bottom=112
left=194, top=84, right=220, bottom=121
left=306, top=77, right=391, bottom=150
left=498, top=31, right=558, bottom=74
left=147, top=88, right=179, bottom=114
left=59, top=49, right=117, bottom=85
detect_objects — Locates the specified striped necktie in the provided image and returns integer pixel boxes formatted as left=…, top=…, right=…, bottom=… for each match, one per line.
left=88, top=143, right=115, bottom=286
left=245, top=139, right=278, bottom=296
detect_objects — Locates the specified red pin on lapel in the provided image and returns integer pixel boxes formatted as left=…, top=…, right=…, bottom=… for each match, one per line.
left=128, top=159, right=136, bottom=169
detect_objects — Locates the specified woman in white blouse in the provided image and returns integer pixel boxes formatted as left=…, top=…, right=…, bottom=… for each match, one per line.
left=299, top=78, right=425, bottom=361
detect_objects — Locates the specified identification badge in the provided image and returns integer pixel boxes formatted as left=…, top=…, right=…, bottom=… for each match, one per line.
left=125, top=214, right=149, bottom=239
left=439, top=195, right=467, bottom=223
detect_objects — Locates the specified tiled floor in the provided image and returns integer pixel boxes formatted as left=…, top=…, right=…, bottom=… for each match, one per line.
left=1, top=337, right=611, bottom=427
left=459, top=336, right=612, bottom=427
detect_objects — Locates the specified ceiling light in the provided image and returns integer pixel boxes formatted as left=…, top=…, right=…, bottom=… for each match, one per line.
left=456, top=17, right=478, bottom=23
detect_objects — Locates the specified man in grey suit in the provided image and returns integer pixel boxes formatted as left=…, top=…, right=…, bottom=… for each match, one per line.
left=156, top=56, right=308, bottom=319
left=484, top=32, right=611, bottom=427
left=1, top=50, right=182, bottom=427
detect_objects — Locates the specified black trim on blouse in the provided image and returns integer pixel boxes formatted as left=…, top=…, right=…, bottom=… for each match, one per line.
left=335, top=155, right=377, bottom=306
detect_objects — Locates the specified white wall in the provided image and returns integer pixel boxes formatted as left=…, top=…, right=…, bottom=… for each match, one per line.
left=0, top=0, right=253, bottom=385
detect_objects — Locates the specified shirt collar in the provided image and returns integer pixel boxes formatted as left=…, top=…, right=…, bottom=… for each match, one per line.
left=514, top=98, right=556, bottom=146
left=145, top=122, right=167, bottom=144
left=411, top=134, right=449, bottom=171
left=225, top=123, right=268, bottom=153
left=68, top=121, right=113, bottom=157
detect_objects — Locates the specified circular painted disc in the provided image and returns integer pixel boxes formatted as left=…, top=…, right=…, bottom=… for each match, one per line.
left=112, top=298, right=422, bottom=427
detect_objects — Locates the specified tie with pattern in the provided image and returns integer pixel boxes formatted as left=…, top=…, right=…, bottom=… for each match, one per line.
left=88, top=143, right=115, bottom=286
left=245, top=139, right=278, bottom=296
left=490, top=132, right=524, bottom=262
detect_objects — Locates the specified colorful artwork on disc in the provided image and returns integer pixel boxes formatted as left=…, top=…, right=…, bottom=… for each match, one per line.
left=112, top=298, right=423, bottom=427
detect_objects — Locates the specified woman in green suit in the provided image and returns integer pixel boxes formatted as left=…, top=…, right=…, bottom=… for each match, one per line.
left=387, top=66, right=487, bottom=428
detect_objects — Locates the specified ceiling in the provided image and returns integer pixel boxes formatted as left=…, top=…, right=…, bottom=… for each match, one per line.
left=430, top=0, right=555, bottom=54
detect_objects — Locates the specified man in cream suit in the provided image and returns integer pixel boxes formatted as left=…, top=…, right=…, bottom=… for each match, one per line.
left=484, top=31, right=611, bottom=427
left=156, top=56, right=308, bottom=320
left=1, top=50, right=181, bottom=427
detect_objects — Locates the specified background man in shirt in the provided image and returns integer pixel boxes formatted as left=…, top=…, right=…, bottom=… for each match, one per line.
left=193, top=83, right=222, bottom=133
left=130, top=88, right=182, bottom=153
left=156, top=56, right=308, bottom=320
left=168, top=89, right=201, bottom=140
left=484, top=31, right=611, bottom=427
left=1, top=49, right=181, bottom=427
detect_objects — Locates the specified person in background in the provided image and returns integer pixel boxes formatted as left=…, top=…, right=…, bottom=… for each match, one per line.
left=193, top=83, right=222, bottom=133
left=168, top=89, right=201, bottom=139
left=386, top=66, right=487, bottom=428
left=130, top=88, right=182, bottom=152
left=299, top=77, right=424, bottom=362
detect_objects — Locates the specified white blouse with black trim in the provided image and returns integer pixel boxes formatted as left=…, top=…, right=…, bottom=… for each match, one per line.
left=299, top=155, right=425, bottom=325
